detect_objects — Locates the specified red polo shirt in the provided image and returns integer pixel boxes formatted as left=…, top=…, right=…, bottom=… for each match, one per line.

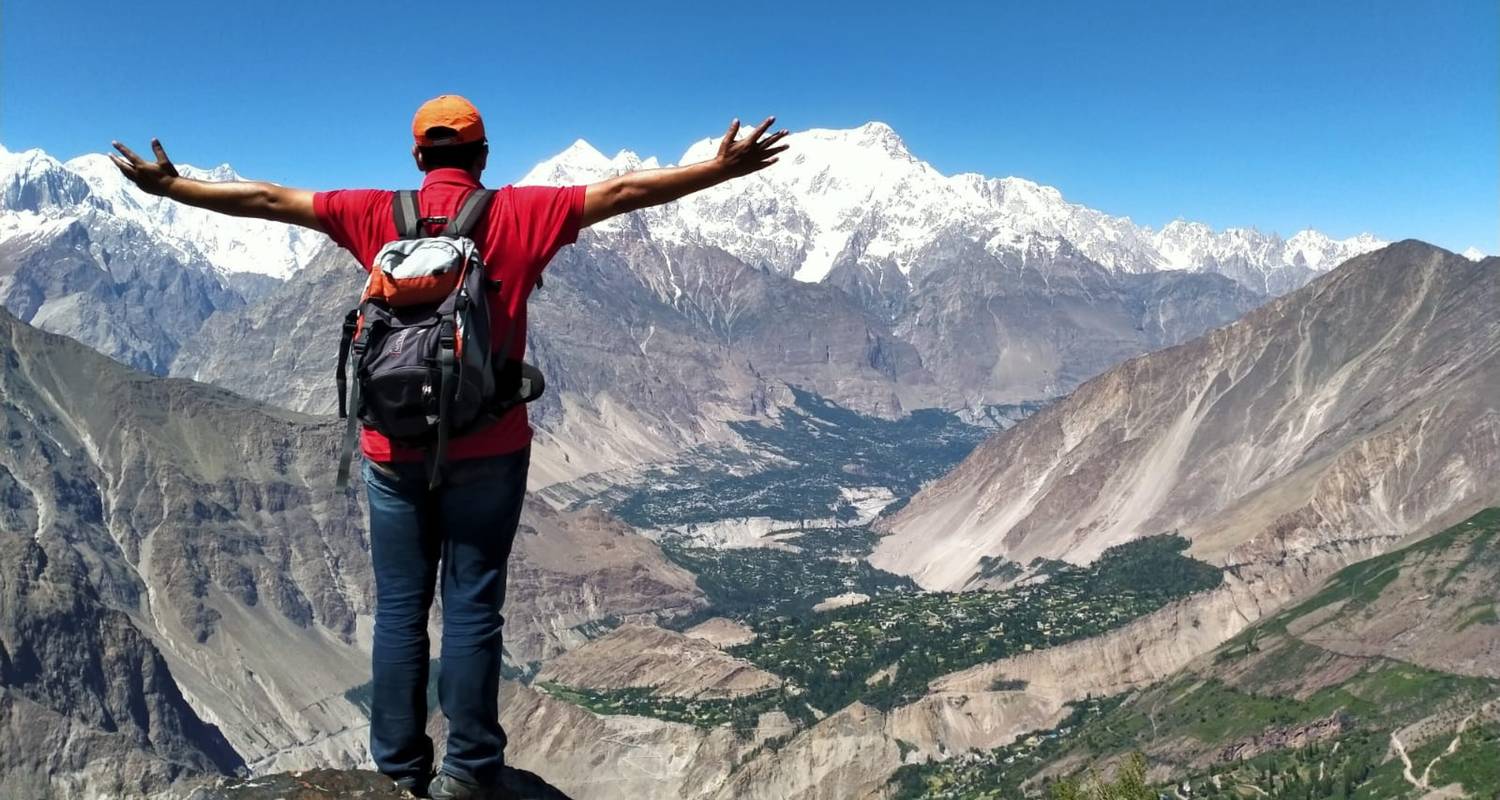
left=314, top=169, right=586, bottom=462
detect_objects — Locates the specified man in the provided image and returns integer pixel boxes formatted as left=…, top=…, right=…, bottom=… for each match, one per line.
left=110, top=95, right=788, bottom=799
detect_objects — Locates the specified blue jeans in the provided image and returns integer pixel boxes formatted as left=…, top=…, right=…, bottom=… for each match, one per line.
left=363, top=448, right=529, bottom=786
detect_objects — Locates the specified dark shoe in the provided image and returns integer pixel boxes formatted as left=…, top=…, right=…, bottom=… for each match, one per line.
left=429, top=771, right=497, bottom=800
left=392, top=772, right=433, bottom=798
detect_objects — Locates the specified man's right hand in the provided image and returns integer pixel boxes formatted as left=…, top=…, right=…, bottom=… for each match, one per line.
left=713, top=117, right=790, bottom=178
left=110, top=139, right=180, bottom=197
left=581, top=115, right=792, bottom=228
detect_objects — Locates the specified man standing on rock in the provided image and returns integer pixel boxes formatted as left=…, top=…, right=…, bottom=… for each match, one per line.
left=110, top=96, right=788, bottom=799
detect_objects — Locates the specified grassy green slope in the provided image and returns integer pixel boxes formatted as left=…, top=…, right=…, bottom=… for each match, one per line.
left=893, top=509, right=1500, bottom=799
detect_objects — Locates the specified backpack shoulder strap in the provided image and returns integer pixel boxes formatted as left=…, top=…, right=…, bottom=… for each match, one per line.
left=445, top=189, right=495, bottom=239
left=392, top=190, right=422, bottom=239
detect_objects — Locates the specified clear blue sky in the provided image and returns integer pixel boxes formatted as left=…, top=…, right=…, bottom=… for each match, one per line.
left=3, top=0, right=1495, bottom=252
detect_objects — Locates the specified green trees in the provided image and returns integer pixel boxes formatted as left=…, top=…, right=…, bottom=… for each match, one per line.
left=730, top=534, right=1222, bottom=713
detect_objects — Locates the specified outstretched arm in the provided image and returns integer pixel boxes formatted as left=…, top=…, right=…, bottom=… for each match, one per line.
left=110, top=139, right=322, bottom=231
left=581, top=116, right=789, bottom=228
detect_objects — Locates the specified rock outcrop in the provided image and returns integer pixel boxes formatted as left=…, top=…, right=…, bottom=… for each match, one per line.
left=534, top=625, right=780, bottom=699
left=504, top=510, right=706, bottom=667
left=499, top=683, right=757, bottom=800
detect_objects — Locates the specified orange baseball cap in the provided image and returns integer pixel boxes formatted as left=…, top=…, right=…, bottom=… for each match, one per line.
left=412, top=95, right=486, bottom=147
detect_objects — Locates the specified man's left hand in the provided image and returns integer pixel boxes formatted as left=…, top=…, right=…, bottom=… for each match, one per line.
left=714, top=117, right=790, bottom=178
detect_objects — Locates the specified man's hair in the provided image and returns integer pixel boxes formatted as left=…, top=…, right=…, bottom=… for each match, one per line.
left=418, top=128, right=487, bottom=171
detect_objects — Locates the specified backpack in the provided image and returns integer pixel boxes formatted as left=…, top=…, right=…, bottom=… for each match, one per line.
left=333, top=188, right=543, bottom=489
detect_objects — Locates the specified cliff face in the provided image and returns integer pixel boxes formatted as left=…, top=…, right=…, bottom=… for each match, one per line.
left=0, top=535, right=243, bottom=800
left=876, top=242, right=1499, bottom=589
left=498, top=682, right=757, bottom=800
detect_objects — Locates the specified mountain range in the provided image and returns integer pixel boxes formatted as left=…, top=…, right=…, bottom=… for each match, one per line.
left=522, top=123, right=1390, bottom=295
left=1, top=124, right=1364, bottom=487
left=0, top=125, right=1393, bottom=396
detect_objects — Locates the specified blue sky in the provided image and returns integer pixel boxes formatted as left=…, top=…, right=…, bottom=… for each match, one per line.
left=4, top=0, right=1495, bottom=252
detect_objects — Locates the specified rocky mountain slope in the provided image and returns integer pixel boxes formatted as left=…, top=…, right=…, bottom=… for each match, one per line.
left=209, top=513, right=1500, bottom=799
left=875, top=241, right=1499, bottom=590
left=170, top=229, right=1259, bottom=492
left=495, top=481, right=1498, bottom=800
left=0, top=307, right=704, bottom=797
left=0, top=203, right=243, bottom=373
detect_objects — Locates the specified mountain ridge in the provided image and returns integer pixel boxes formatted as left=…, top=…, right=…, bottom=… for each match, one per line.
left=874, top=239, right=1498, bottom=589
left=518, top=121, right=1386, bottom=294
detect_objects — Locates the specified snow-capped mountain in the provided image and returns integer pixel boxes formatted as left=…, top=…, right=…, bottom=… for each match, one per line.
left=523, top=121, right=1385, bottom=294
left=6, top=123, right=1384, bottom=292
left=0, top=144, right=300, bottom=373
left=0, top=143, right=322, bottom=279
left=521, top=139, right=661, bottom=188
left=0, top=126, right=1386, bottom=409
left=1463, top=246, right=1488, bottom=261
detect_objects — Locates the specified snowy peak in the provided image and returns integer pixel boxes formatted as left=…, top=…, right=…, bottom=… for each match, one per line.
left=795, top=120, right=915, bottom=162
left=181, top=162, right=241, bottom=183
left=518, top=139, right=655, bottom=187
left=675, top=120, right=916, bottom=170
left=1151, top=221, right=1386, bottom=279
left=850, top=120, right=910, bottom=155
left=63, top=152, right=146, bottom=217
left=1283, top=229, right=1386, bottom=270
left=517, top=122, right=1383, bottom=289
left=0, top=145, right=94, bottom=212
left=2, top=144, right=322, bottom=279
left=1462, top=246, right=1488, bottom=261
left=548, top=138, right=610, bottom=173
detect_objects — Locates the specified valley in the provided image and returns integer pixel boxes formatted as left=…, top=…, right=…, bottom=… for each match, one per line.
left=531, top=534, right=1224, bottom=732
left=498, top=242, right=1497, bottom=799
left=727, top=535, right=1222, bottom=714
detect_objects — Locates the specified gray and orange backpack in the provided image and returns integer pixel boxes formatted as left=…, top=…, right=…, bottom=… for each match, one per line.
left=334, top=189, right=543, bottom=489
